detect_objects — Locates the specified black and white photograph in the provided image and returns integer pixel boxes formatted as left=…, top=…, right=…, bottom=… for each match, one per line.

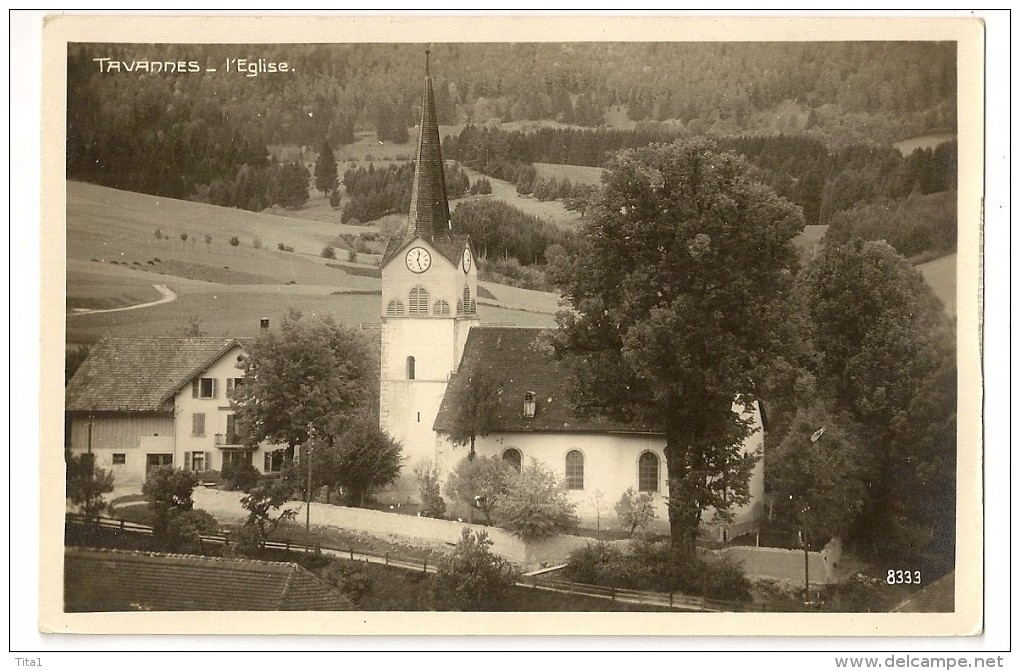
left=29, top=13, right=993, bottom=644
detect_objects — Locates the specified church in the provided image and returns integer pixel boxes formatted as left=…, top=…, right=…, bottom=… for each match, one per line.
left=378, top=55, right=764, bottom=539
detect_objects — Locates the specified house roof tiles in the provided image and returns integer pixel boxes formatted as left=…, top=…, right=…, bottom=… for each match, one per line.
left=63, top=546, right=352, bottom=612
left=65, top=337, right=243, bottom=413
left=433, top=326, right=661, bottom=435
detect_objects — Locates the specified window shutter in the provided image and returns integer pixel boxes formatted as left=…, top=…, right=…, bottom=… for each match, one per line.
left=206, top=452, right=212, bottom=472
left=264, top=452, right=271, bottom=472
left=184, top=451, right=192, bottom=470
left=212, top=378, right=218, bottom=398
left=226, top=378, right=234, bottom=395
left=192, top=379, right=199, bottom=398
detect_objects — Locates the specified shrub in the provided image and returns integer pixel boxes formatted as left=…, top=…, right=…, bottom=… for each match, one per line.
left=443, top=455, right=515, bottom=524
left=321, top=246, right=337, bottom=259
left=614, top=488, right=657, bottom=538
left=347, top=249, right=357, bottom=263
left=65, top=452, right=115, bottom=523
left=221, top=460, right=261, bottom=492
left=413, top=460, right=447, bottom=519
left=277, top=242, right=294, bottom=252
left=493, top=458, right=579, bottom=538
left=143, top=467, right=199, bottom=540
left=165, top=508, right=219, bottom=553
left=431, top=529, right=518, bottom=611
left=564, top=541, right=752, bottom=601
left=328, top=189, right=341, bottom=209
left=197, top=469, right=220, bottom=484
left=319, top=560, right=373, bottom=605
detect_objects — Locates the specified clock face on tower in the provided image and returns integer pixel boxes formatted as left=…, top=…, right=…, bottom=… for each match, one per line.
left=462, top=248, right=472, bottom=273
left=405, top=247, right=432, bottom=274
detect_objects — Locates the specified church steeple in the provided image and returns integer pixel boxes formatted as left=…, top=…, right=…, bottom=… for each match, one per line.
left=403, top=47, right=451, bottom=246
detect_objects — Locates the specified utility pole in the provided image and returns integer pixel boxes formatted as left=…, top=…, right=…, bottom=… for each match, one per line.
left=305, top=426, right=313, bottom=553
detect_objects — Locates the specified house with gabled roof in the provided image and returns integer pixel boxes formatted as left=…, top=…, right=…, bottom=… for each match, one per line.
left=377, top=54, right=764, bottom=538
left=65, top=336, right=286, bottom=488
left=64, top=546, right=352, bottom=611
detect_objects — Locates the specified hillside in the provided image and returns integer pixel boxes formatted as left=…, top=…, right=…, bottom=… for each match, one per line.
left=65, top=183, right=557, bottom=346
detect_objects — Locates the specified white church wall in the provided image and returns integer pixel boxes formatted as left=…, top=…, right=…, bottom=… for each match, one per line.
left=440, top=424, right=764, bottom=540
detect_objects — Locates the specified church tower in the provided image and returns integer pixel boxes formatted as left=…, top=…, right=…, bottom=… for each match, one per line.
left=379, top=50, right=478, bottom=500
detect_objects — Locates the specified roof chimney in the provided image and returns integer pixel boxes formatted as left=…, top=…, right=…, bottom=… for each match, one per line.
left=260, top=318, right=270, bottom=333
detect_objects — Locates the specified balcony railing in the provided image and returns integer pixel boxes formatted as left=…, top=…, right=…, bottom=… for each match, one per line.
left=214, top=433, right=243, bottom=447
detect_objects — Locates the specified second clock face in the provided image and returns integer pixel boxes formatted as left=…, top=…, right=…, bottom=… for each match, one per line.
left=405, top=247, right=432, bottom=273
left=462, top=248, right=472, bottom=273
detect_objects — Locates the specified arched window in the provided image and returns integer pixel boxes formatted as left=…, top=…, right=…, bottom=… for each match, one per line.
left=460, top=285, right=474, bottom=314
left=502, top=448, right=522, bottom=473
left=409, top=286, right=429, bottom=315
left=386, top=299, right=405, bottom=316
left=433, top=299, right=451, bottom=315
left=638, top=451, right=659, bottom=492
left=565, top=450, right=584, bottom=490
left=406, top=356, right=415, bottom=380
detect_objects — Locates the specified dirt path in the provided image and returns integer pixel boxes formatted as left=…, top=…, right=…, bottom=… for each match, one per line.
left=69, top=284, right=177, bottom=315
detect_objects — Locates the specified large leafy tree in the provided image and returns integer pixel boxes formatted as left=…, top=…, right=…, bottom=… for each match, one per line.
left=767, top=402, right=870, bottom=546
left=493, top=458, right=580, bottom=538
left=444, top=366, right=502, bottom=459
left=302, top=418, right=403, bottom=507
left=232, top=310, right=375, bottom=458
left=555, top=138, right=805, bottom=557
left=799, top=239, right=952, bottom=559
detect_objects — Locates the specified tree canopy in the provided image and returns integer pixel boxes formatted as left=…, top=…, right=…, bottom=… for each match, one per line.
left=555, top=137, right=805, bottom=556
left=302, top=418, right=403, bottom=506
left=232, top=310, right=376, bottom=455
left=314, top=140, right=339, bottom=195
left=443, top=366, right=502, bottom=459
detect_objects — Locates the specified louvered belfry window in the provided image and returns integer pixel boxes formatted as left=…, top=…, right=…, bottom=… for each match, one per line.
left=433, top=299, right=451, bottom=315
left=409, top=286, right=430, bottom=314
left=386, top=299, right=405, bottom=316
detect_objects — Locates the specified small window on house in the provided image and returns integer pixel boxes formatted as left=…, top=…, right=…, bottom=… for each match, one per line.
left=184, top=450, right=207, bottom=472
left=502, top=448, right=522, bottom=473
left=409, top=286, right=430, bottom=314
left=192, top=377, right=216, bottom=399
left=112, top=453, right=126, bottom=465
left=226, top=378, right=244, bottom=395
left=433, top=299, right=451, bottom=315
left=638, top=451, right=660, bottom=493
left=406, top=356, right=416, bottom=380
left=192, top=412, right=206, bottom=437
left=523, top=392, right=536, bottom=418
left=223, top=450, right=252, bottom=470
left=565, top=450, right=584, bottom=490
left=264, top=449, right=287, bottom=473
left=386, top=299, right=405, bottom=316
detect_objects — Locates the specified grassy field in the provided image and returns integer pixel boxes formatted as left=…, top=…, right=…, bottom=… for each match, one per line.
left=457, top=165, right=584, bottom=229
left=533, top=162, right=604, bottom=187
left=893, top=133, right=956, bottom=155
left=916, top=252, right=957, bottom=317
left=64, top=182, right=558, bottom=346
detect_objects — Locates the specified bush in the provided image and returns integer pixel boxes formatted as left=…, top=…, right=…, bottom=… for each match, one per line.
left=347, top=249, right=357, bottom=263
left=143, top=467, right=199, bottom=539
left=413, top=460, right=447, bottom=519
left=319, top=560, right=373, bottom=605
left=564, top=541, right=752, bottom=601
left=431, top=529, right=518, bottom=611
left=221, top=460, right=261, bottom=492
left=277, top=242, right=294, bottom=253
left=328, top=189, right=341, bottom=209
left=197, top=469, right=220, bottom=484
left=493, top=458, right=578, bottom=538
left=321, top=246, right=337, bottom=259
left=165, top=508, right=219, bottom=553
left=443, top=455, right=515, bottom=524
left=614, top=488, right=657, bottom=538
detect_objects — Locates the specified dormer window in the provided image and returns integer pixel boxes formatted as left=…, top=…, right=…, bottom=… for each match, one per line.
left=523, top=391, right=536, bottom=418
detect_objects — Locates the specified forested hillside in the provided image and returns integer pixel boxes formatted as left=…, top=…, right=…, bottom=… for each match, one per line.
left=68, top=41, right=955, bottom=211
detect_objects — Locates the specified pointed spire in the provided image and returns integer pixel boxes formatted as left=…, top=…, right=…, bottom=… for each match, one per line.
left=403, top=47, right=450, bottom=246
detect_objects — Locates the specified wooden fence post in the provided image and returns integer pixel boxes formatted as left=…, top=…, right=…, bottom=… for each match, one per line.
left=349, top=547, right=354, bottom=561
left=611, top=587, right=616, bottom=601
left=669, top=592, right=673, bottom=607
left=385, top=552, right=389, bottom=566
left=120, top=519, right=125, bottom=531
left=423, top=558, right=428, bottom=574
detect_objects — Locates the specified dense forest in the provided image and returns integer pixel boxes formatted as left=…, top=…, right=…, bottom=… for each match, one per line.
left=340, top=162, right=470, bottom=224
left=67, top=41, right=955, bottom=209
